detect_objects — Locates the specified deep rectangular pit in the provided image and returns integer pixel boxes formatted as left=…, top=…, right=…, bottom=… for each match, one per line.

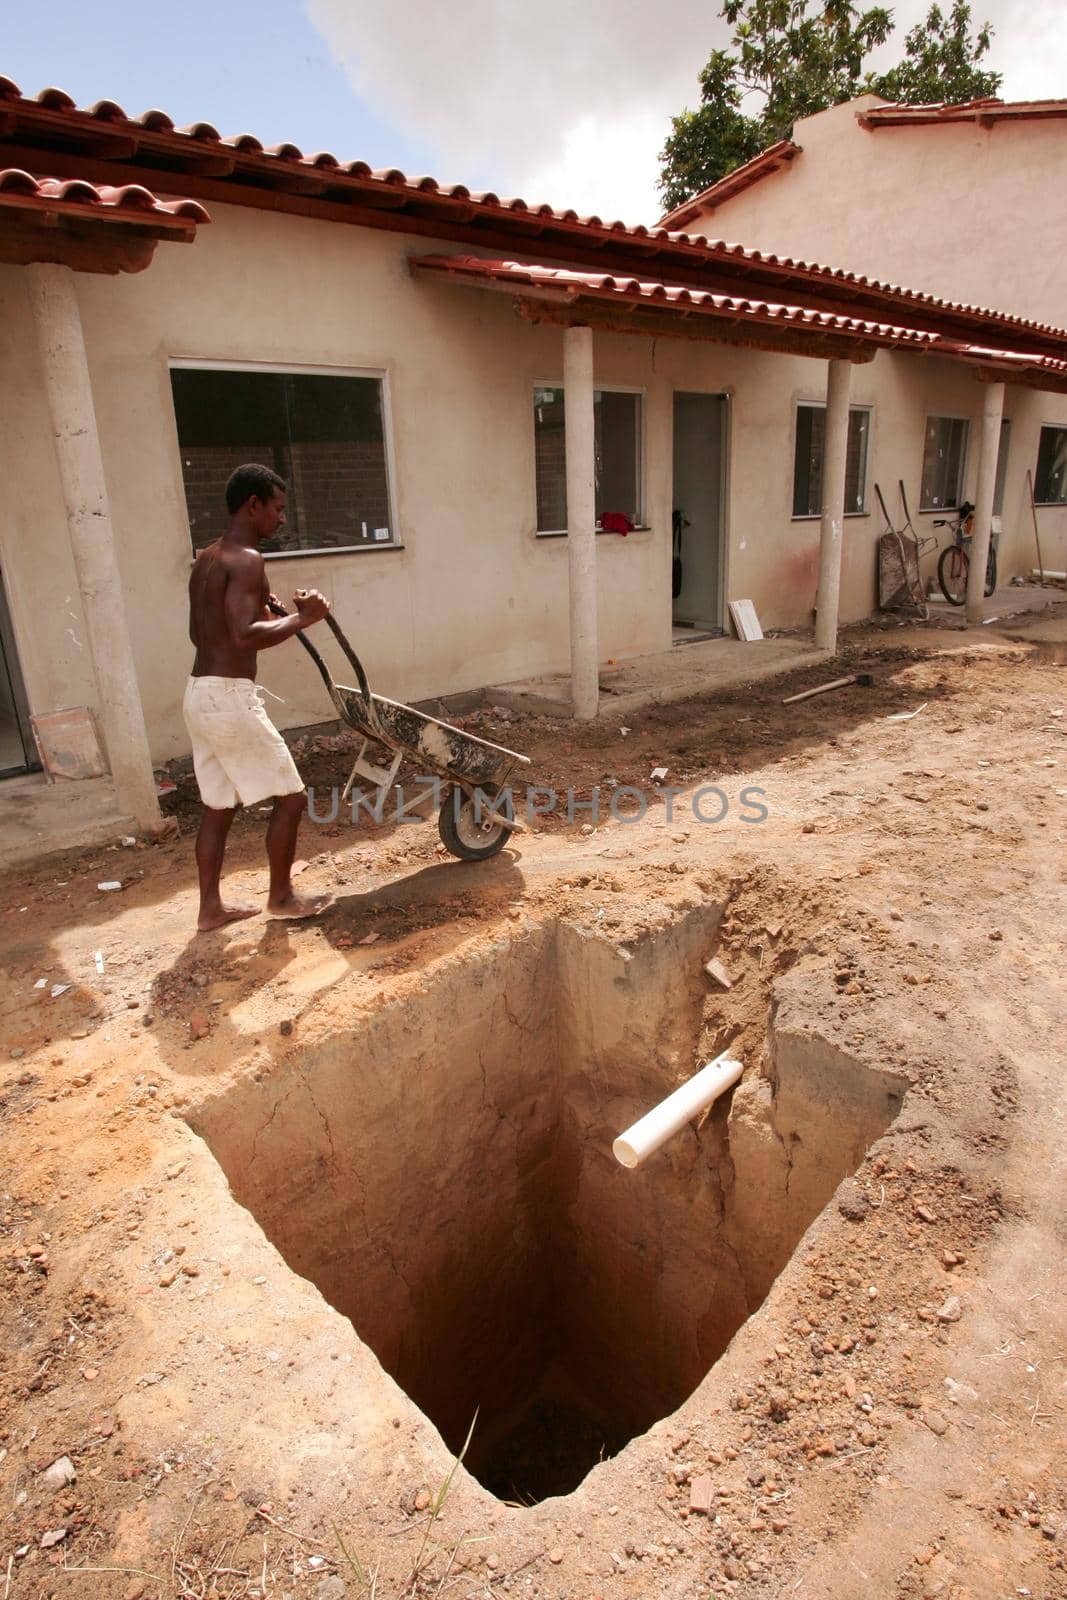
left=190, top=914, right=906, bottom=1502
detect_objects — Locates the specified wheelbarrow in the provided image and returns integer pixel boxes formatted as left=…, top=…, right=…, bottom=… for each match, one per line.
left=268, top=598, right=530, bottom=861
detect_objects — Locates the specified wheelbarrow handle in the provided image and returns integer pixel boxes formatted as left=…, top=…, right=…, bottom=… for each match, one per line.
left=267, top=596, right=373, bottom=709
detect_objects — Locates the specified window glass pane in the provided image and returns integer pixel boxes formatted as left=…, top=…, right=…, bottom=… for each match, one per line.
left=534, top=387, right=567, bottom=531
left=533, top=388, right=644, bottom=532
left=792, top=405, right=867, bottom=516
left=170, top=368, right=392, bottom=553
left=595, top=391, right=641, bottom=524
left=993, top=418, right=1011, bottom=516
left=793, top=406, right=823, bottom=516
left=920, top=416, right=969, bottom=510
left=845, top=409, right=869, bottom=513
left=1035, top=425, right=1067, bottom=504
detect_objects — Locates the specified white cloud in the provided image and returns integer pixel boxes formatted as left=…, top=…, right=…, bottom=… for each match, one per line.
left=305, top=0, right=722, bottom=223
left=306, top=0, right=1065, bottom=225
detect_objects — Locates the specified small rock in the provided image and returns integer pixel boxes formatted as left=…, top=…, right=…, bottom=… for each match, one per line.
left=923, top=1410, right=949, bottom=1436
left=40, top=1529, right=67, bottom=1549
left=159, top=1270, right=179, bottom=1288
left=548, top=1548, right=564, bottom=1563
left=703, top=957, right=733, bottom=989
left=165, top=1162, right=187, bottom=1181
left=988, top=929, right=1002, bottom=941
left=10, top=1046, right=24, bottom=1060
left=279, top=1019, right=294, bottom=1036
left=413, top=1489, right=430, bottom=1512
left=914, top=1203, right=938, bottom=1224
left=1040, top=1521, right=1058, bottom=1540
left=315, top=1577, right=347, bottom=1600
left=41, top=1456, right=76, bottom=1491
left=937, top=1296, right=962, bottom=1323
left=768, top=1388, right=791, bottom=1421
left=689, top=1473, right=714, bottom=1514
left=838, top=1184, right=870, bottom=1223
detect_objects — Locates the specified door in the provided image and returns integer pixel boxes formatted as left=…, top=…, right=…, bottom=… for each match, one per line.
left=672, top=393, right=727, bottom=634
left=0, top=564, right=37, bottom=778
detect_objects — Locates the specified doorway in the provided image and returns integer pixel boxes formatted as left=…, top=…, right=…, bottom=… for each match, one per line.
left=672, top=393, right=727, bottom=637
left=0, top=565, right=37, bottom=778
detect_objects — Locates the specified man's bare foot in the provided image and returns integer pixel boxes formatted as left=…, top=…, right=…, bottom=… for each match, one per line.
left=197, top=903, right=258, bottom=933
left=265, top=891, right=334, bottom=921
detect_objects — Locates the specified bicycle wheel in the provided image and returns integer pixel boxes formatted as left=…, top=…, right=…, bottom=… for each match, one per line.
left=938, top=545, right=968, bottom=606
left=984, top=545, right=997, bottom=598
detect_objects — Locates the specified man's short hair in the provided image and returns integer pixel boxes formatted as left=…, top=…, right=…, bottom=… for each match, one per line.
left=225, top=463, right=286, bottom=514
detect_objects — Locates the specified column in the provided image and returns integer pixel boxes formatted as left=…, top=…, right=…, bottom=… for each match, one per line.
left=814, top=358, right=852, bottom=653
left=563, top=323, right=598, bottom=721
left=965, top=381, right=1005, bottom=623
left=26, top=263, right=163, bottom=832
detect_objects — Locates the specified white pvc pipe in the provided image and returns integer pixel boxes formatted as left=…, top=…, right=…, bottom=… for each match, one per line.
left=613, top=1052, right=744, bottom=1169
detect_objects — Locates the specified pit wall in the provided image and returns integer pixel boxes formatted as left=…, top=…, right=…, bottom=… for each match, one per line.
left=188, top=909, right=908, bottom=1491
left=0, top=196, right=1059, bottom=766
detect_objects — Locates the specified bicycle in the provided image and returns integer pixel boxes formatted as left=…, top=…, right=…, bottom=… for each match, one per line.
left=933, top=501, right=997, bottom=605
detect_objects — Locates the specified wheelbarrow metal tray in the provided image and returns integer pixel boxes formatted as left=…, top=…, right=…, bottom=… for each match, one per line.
left=331, top=683, right=530, bottom=787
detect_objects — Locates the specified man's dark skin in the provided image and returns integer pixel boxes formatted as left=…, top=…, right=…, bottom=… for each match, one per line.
left=188, top=484, right=331, bottom=931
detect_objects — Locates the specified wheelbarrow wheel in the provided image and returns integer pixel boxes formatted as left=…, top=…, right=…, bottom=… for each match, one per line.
left=438, top=786, right=510, bottom=862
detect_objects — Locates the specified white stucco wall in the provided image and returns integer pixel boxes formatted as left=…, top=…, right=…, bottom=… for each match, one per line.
left=0, top=196, right=1062, bottom=765
left=686, top=96, right=1067, bottom=327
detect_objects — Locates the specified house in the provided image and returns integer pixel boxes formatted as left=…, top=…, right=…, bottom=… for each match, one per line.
left=1, top=77, right=1065, bottom=832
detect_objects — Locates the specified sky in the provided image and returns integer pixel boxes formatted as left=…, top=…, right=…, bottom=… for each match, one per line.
left=2, top=0, right=1063, bottom=225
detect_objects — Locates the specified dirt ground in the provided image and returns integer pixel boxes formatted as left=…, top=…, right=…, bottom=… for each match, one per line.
left=1, top=612, right=1065, bottom=1600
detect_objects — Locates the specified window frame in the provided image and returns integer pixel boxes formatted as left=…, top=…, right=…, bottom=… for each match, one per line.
left=532, top=380, right=648, bottom=537
left=1033, top=421, right=1067, bottom=507
left=918, top=412, right=970, bottom=513
left=168, top=357, right=401, bottom=559
left=789, top=400, right=873, bottom=521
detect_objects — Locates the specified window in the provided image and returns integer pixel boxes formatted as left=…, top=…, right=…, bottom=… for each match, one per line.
left=533, top=386, right=643, bottom=533
left=920, top=415, right=969, bottom=510
left=994, top=417, right=1011, bottom=516
left=170, top=365, right=395, bottom=554
left=1034, top=425, right=1067, bottom=505
left=792, top=405, right=870, bottom=518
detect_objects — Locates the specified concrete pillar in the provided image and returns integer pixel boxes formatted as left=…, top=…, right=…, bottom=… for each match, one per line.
left=26, top=263, right=162, bottom=831
left=814, top=358, right=852, bottom=654
left=563, top=324, right=599, bottom=721
left=965, top=381, right=1005, bottom=623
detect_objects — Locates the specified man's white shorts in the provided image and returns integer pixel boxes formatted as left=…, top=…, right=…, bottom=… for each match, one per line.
left=182, top=676, right=305, bottom=811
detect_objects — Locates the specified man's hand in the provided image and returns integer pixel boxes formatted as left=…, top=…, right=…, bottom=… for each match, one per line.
left=293, top=588, right=330, bottom=626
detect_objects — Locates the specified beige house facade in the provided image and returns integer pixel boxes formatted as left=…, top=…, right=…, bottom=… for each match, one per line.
left=2, top=80, right=1066, bottom=828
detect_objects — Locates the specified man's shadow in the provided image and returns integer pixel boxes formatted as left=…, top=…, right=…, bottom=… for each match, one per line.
left=148, top=852, right=528, bottom=1078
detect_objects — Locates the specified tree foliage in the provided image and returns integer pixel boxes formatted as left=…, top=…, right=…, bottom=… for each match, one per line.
left=659, top=0, right=1002, bottom=213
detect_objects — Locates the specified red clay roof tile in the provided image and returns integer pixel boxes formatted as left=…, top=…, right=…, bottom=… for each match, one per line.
left=0, top=166, right=210, bottom=224
left=1, top=75, right=1065, bottom=356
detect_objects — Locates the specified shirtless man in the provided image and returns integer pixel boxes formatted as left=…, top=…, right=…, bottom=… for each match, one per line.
left=183, top=462, right=332, bottom=931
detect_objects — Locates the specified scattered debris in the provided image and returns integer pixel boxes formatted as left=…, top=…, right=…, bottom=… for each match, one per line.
left=782, top=673, right=873, bottom=705
left=689, top=1473, right=714, bottom=1514
left=704, top=956, right=733, bottom=989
